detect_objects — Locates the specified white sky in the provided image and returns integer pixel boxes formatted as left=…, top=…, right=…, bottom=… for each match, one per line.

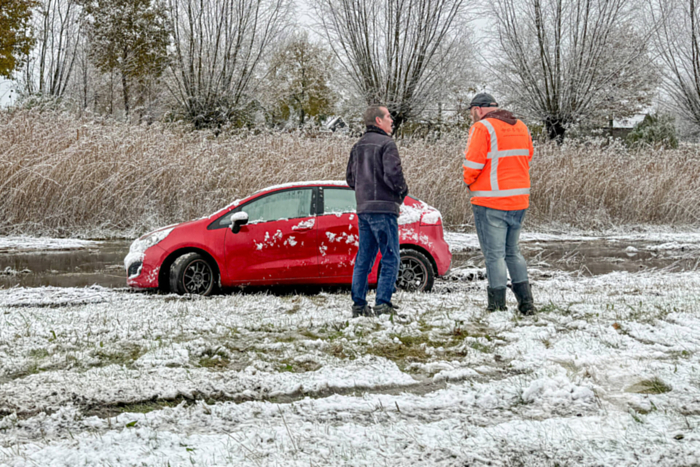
left=0, top=79, right=17, bottom=108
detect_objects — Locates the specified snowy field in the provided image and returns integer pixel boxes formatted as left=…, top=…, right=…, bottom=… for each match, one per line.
left=1, top=233, right=700, bottom=466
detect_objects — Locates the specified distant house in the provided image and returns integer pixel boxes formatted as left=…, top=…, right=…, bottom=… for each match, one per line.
left=324, top=116, right=347, bottom=132
left=610, top=114, right=646, bottom=139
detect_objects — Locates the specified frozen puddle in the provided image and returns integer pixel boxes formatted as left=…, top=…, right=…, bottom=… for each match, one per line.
left=1, top=267, right=700, bottom=465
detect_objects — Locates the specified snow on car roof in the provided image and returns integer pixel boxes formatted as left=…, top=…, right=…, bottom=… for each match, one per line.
left=254, top=180, right=349, bottom=194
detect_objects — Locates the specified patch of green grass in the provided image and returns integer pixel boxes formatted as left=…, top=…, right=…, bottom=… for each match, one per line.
left=93, top=345, right=144, bottom=367
left=27, top=348, right=49, bottom=359
left=364, top=341, right=431, bottom=366
left=467, top=340, right=492, bottom=353
left=87, top=399, right=187, bottom=418
left=538, top=301, right=580, bottom=315
left=666, top=349, right=692, bottom=360
left=277, top=359, right=321, bottom=373
left=389, top=333, right=434, bottom=347
left=118, top=400, right=181, bottom=414
left=300, top=329, right=321, bottom=340
left=274, top=334, right=297, bottom=343
left=198, top=348, right=231, bottom=369
left=417, top=319, right=434, bottom=333
left=199, top=356, right=229, bottom=368
left=627, top=377, right=672, bottom=394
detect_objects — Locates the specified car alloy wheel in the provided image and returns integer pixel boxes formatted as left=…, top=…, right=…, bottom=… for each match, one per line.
left=183, top=259, right=213, bottom=294
left=170, top=252, right=217, bottom=296
left=396, top=249, right=434, bottom=292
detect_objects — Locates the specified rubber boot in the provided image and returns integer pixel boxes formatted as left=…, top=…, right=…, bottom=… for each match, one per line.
left=486, top=287, right=507, bottom=312
left=352, top=305, right=373, bottom=318
left=512, top=281, right=537, bottom=315
left=374, top=303, right=399, bottom=316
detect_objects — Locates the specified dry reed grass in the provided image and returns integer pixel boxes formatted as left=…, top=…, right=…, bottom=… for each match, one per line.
left=1, top=109, right=699, bottom=238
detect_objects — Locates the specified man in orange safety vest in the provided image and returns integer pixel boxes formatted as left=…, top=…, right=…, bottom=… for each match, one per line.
left=463, top=93, right=536, bottom=315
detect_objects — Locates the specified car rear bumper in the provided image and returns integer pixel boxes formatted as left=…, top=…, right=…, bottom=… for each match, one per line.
left=434, top=243, right=451, bottom=276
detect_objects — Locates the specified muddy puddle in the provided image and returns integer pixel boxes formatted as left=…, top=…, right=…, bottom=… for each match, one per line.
left=0, top=237, right=698, bottom=289
left=453, top=238, right=700, bottom=276
left=0, top=241, right=130, bottom=289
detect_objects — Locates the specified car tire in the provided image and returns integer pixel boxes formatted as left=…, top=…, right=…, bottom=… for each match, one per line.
left=169, top=252, right=217, bottom=296
left=396, top=249, right=434, bottom=292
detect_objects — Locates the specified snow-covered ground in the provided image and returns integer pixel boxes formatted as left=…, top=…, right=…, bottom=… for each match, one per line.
left=0, top=237, right=99, bottom=253
left=2, top=268, right=700, bottom=464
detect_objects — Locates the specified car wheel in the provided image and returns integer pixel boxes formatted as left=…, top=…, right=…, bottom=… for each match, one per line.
left=396, top=249, right=434, bottom=292
left=169, top=252, right=216, bottom=296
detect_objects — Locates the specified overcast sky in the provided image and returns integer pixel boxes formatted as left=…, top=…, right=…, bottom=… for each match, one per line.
left=0, top=79, right=17, bottom=107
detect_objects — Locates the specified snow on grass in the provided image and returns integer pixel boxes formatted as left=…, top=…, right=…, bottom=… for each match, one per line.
left=0, top=237, right=99, bottom=253
left=1, top=269, right=700, bottom=465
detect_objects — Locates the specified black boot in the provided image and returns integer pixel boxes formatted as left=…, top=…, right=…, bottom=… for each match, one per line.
left=486, top=287, right=507, bottom=312
left=352, top=304, right=374, bottom=318
left=512, top=281, right=536, bottom=315
left=374, top=303, right=399, bottom=316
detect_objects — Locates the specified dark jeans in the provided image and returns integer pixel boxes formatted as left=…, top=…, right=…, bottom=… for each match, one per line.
left=351, top=213, right=400, bottom=307
left=472, top=204, right=529, bottom=289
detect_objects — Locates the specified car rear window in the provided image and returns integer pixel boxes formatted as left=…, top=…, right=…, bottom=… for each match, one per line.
left=323, top=188, right=356, bottom=214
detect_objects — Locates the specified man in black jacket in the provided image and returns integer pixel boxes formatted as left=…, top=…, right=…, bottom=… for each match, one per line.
left=346, top=106, right=409, bottom=317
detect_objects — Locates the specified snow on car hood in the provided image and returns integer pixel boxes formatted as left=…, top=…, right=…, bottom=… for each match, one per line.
left=398, top=201, right=442, bottom=225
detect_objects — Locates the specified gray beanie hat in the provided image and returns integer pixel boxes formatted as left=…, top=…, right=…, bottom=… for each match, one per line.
left=468, top=93, right=498, bottom=109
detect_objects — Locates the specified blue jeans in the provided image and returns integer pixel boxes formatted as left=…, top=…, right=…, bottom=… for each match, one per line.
left=472, top=205, right=529, bottom=289
left=351, top=213, right=400, bottom=307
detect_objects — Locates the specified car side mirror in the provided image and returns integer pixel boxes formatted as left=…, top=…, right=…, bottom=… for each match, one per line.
left=230, top=211, right=249, bottom=234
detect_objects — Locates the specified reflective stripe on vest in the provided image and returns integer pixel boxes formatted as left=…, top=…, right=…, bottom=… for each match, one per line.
left=464, top=160, right=485, bottom=170
left=470, top=188, right=531, bottom=197
left=475, top=119, right=530, bottom=197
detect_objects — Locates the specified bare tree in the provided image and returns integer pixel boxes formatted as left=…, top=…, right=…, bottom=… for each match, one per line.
left=311, top=0, right=471, bottom=131
left=491, top=0, right=658, bottom=140
left=22, top=0, right=82, bottom=97
left=651, top=0, right=700, bottom=132
left=166, top=0, right=292, bottom=128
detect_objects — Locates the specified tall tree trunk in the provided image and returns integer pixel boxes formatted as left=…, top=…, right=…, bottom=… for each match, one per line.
left=121, top=48, right=130, bottom=116
left=544, top=117, right=566, bottom=142
left=122, top=71, right=130, bottom=116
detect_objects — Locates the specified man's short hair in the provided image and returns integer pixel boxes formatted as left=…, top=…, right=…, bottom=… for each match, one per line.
left=364, top=106, right=388, bottom=127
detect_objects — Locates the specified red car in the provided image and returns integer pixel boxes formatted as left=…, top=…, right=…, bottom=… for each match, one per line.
left=124, top=181, right=451, bottom=295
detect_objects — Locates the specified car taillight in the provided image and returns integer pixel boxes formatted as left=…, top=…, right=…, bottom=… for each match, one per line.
left=420, top=212, right=442, bottom=226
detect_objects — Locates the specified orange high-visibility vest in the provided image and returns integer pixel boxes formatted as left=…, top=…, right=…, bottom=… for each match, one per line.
left=462, top=116, right=533, bottom=211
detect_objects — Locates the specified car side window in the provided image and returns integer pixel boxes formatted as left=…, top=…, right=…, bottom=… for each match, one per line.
left=323, top=188, right=356, bottom=214
left=219, top=188, right=314, bottom=227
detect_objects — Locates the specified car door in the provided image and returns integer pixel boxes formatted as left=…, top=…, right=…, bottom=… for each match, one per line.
left=316, top=187, right=359, bottom=278
left=223, top=187, right=319, bottom=284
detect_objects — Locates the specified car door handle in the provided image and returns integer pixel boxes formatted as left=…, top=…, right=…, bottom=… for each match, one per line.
left=293, top=226, right=312, bottom=231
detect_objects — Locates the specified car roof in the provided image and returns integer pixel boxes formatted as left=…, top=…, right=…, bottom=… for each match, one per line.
left=253, top=180, right=349, bottom=194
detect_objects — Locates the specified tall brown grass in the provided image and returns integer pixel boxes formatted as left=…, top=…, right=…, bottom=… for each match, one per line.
left=1, top=109, right=699, bottom=238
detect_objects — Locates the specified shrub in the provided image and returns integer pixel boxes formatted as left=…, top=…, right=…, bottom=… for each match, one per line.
left=626, top=113, right=679, bottom=149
